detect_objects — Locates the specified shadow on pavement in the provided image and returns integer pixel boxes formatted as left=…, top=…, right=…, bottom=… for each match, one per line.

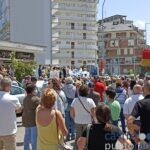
left=16, top=142, right=24, bottom=147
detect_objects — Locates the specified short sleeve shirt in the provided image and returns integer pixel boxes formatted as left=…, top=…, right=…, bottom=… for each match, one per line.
left=107, top=100, right=121, bottom=121
left=131, top=96, right=150, bottom=134
left=71, top=97, right=96, bottom=124
left=0, top=91, right=21, bottom=136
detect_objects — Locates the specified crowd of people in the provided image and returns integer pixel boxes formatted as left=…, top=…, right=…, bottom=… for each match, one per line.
left=0, top=65, right=150, bottom=150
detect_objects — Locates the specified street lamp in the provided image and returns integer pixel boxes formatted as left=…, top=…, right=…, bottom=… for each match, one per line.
left=100, top=0, right=106, bottom=75
left=145, top=23, right=150, bottom=45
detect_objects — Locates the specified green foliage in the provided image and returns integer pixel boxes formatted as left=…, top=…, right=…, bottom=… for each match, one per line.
left=10, top=52, right=36, bottom=81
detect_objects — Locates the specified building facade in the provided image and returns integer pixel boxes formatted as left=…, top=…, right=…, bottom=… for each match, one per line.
left=52, top=0, right=98, bottom=68
left=0, top=0, right=51, bottom=64
left=98, top=15, right=145, bottom=75
left=0, top=40, right=44, bottom=64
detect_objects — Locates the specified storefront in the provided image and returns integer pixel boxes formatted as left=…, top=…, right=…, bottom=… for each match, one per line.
left=0, top=41, right=44, bottom=64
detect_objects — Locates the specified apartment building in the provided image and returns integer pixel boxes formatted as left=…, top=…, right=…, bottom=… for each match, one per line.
left=0, top=0, right=51, bottom=64
left=52, top=0, right=98, bottom=68
left=98, top=15, right=145, bottom=75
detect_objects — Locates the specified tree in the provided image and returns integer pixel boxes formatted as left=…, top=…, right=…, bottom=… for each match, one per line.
left=10, top=52, right=36, bottom=81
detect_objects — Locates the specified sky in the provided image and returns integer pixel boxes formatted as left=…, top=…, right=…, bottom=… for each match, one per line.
left=97, top=0, right=150, bottom=45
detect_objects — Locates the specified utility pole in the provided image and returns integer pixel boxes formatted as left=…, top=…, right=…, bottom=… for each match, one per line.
left=100, top=0, right=106, bottom=75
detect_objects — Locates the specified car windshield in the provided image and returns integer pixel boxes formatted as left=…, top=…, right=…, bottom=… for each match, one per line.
left=10, top=86, right=25, bottom=95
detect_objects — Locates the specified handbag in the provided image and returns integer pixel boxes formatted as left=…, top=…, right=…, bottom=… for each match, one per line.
left=84, top=124, right=92, bottom=150
left=78, top=96, right=95, bottom=123
left=55, top=111, right=72, bottom=150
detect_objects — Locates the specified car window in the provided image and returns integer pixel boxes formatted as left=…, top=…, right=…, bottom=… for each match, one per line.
left=10, top=86, right=25, bottom=95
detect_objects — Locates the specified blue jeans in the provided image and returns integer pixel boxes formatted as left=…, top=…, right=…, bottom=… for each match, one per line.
left=120, top=108, right=126, bottom=133
left=24, top=126, right=37, bottom=150
left=65, top=111, right=75, bottom=140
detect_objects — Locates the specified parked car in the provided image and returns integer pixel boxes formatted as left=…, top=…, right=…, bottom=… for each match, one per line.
left=10, top=85, right=26, bottom=106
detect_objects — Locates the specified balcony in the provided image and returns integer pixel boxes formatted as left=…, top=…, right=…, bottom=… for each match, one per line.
left=52, top=15, right=96, bottom=22
left=52, top=45, right=98, bottom=51
left=52, top=33, right=97, bottom=41
left=52, top=3, right=96, bottom=12
left=52, top=24, right=97, bottom=32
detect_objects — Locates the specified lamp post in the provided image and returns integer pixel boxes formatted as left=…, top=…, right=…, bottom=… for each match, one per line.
left=145, top=23, right=150, bottom=45
left=100, top=0, right=106, bottom=75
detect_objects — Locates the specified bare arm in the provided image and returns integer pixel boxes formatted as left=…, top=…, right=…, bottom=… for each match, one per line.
left=77, top=137, right=86, bottom=150
left=70, top=107, right=75, bottom=120
left=56, top=110, right=68, bottom=136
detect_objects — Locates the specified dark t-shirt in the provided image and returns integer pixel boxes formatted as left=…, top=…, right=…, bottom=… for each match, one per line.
left=22, top=95, right=40, bottom=127
left=82, top=123, right=122, bottom=150
left=131, top=96, right=150, bottom=135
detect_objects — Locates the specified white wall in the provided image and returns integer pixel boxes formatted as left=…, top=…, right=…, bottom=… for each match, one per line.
left=10, top=0, right=52, bottom=64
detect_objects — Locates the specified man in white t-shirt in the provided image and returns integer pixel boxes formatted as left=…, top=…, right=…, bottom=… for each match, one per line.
left=70, top=84, right=96, bottom=143
left=123, top=84, right=144, bottom=119
left=0, top=78, right=21, bottom=150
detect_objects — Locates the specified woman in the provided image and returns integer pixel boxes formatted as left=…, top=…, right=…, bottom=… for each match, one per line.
left=48, top=77, right=67, bottom=117
left=36, top=88, right=68, bottom=150
left=70, top=84, right=96, bottom=145
left=77, top=104, right=131, bottom=150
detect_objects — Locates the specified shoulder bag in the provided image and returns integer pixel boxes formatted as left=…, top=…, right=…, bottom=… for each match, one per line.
left=84, top=124, right=92, bottom=150
left=78, top=96, right=95, bottom=123
left=55, top=110, right=72, bottom=150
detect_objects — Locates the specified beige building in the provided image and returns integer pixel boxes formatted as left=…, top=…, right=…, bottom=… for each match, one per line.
left=98, top=15, right=145, bottom=75
left=52, top=0, right=99, bottom=68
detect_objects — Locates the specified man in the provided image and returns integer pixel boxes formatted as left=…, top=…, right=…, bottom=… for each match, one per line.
left=124, top=84, right=144, bottom=119
left=124, top=84, right=144, bottom=150
left=31, top=76, right=40, bottom=97
left=105, top=87, right=121, bottom=126
left=128, top=80, right=150, bottom=145
left=115, top=82, right=127, bottom=133
left=22, top=84, right=40, bottom=150
left=88, top=82, right=100, bottom=106
left=0, top=78, right=21, bottom=150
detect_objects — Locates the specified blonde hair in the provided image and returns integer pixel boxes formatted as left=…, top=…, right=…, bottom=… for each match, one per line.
left=41, top=88, right=57, bottom=109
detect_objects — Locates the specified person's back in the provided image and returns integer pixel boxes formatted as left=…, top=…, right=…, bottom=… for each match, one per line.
left=83, top=123, right=121, bottom=150
left=36, top=108, right=58, bottom=150
left=0, top=92, right=20, bottom=135
left=77, top=104, right=131, bottom=150
left=0, top=78, right=21, bottom=150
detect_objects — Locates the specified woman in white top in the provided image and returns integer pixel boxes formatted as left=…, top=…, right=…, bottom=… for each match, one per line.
left=70, top=84, right=96, bottom=146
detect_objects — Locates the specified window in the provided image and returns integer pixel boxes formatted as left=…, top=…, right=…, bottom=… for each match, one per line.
left=83, top=61, right=86, bottom=65
left=130, top=48, right=134, bottom=55
left=71, top=61, right=75, bottom=65
left=71, top=52, right=74, bottom=58
left=117, top=49, right=121, bottom=55
left=83, top=33, right=86, bottom=40
left=124, top=49, right=128, bottom=55
left=83, top=23, right=86, bottom=30
left=66, top=41, right=70, bottom=44
left=71, top=23, right=75, bottom=30
left=71, top=42, right=75, bottom=49
left=128, top=39, right=134, bottom=46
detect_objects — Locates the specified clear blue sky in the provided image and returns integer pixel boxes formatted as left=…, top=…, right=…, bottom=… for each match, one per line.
left=97, top=0, right=150, bottom=44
